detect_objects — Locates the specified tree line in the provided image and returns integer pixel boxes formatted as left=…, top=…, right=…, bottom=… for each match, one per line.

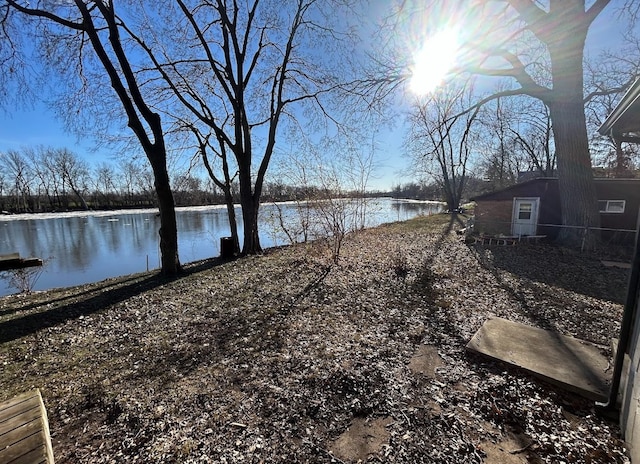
left=403, top=88, right=640, bottom=209
left=0, top=146, right=388, bottom=214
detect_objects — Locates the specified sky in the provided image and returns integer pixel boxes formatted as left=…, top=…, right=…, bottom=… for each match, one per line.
left=0, top=2, right=632, bottom=193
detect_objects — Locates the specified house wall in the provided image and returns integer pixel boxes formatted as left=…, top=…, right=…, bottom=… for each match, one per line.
left=595, top=180, right=640, bottom=241
left=472, top=178, right=640, bottom=242
left=621, top=272, right=640, bottom=463
left=474, top=200, right=513, bottom=235
left=473, top=179, right=561, bottom=237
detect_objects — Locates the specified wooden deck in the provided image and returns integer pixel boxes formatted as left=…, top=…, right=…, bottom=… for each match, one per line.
left=0, top=253, right=43, bottom=271
left=0, top=390, right=54, bottom=464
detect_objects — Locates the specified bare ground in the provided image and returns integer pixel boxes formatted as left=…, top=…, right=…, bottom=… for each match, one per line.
left=0, top=213, right=632, bottom=463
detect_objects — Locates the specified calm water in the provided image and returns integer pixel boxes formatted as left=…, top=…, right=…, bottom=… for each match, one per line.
left=0, top=198, right=442, bottom=296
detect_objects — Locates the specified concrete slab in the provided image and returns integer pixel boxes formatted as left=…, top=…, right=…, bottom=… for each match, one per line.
left=466, top=318, right=611, bottom=402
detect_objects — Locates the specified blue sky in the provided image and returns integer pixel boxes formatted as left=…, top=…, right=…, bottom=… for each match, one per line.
left=0, top=2, right=632, bottom=192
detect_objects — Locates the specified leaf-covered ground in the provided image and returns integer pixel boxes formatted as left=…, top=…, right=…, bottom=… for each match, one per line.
left=0, top=213, right=632, bottom=463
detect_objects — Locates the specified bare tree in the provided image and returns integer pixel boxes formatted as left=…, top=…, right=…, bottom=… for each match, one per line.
left=190, top=125, right=241, bottom=255
left=271, top=141, right=376, bottom=263
left=3, top=0, right=181, bottom=275
left=0, top=149, right=32, bottom=212
left=53, top=148, right=90, bottom=210
left=510, top=102, right=556, bottom=177
left=24, top=146, right=55, bottom=210
left=93, top=162, right=118, bottom=207
left=477, top=96, right=522, bottom=190
left=122, top=0, right=359, bottom=255
left=584, top=38, right=640, bottom=176
left=406, top=85, right=479, bottom=212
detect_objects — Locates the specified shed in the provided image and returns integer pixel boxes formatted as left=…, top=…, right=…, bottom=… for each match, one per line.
left=471, top=177, right=640, bottom=242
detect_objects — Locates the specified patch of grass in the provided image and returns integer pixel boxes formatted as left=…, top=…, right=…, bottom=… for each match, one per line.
left=386, top=212, right=470, bottom=234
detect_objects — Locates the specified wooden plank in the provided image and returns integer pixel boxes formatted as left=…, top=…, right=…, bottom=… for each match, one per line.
left=0, top=420, right=44, bottom=451
left=9, top=446, right=49, bottom=464
left=0, top=408, right=41, bottom=436
left=0, top=258, right=43, bottom=271
left=0, top=394, right=41, bottom=421
left=0, top=259, right=24, bottom=270
left=37, top=391, right=54, bottom=464
left=0, top=390, right=54, bottom=464
left=0, top=430, right=46, bottom=463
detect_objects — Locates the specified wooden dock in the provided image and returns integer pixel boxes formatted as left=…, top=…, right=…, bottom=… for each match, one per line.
left=0, top=253, right=43, bottom=272
left=0, top=390, right=54, bottom=464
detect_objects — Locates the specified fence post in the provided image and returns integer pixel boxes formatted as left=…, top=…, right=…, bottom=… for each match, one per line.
left=581, top=226, right=589, bottom=252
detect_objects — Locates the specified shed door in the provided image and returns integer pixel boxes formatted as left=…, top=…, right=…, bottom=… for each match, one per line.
left=512, top=197, right=540, bottom=236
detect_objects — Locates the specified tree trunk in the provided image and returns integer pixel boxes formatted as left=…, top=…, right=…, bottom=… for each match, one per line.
left=223, top=186, right=240, bottom=255
left=69, top=185, right=88, bottom=210
left=549, top=98, right=600, bottom=248
left=547, top=3, right=600, bottom=249
left=149, top=155, right=181, bottom=276
left=238, top=163, right=262, bottom=255
left=614, top=139, right=629, bottom=177
left=240, top=196, right=262, bottom=255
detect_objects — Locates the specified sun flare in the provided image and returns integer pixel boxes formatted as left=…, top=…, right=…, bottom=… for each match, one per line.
left=410, top=28, right=460, bottom=95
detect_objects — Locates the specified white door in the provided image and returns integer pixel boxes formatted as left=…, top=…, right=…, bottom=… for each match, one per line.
left=512, top=197, right=539, bottom=236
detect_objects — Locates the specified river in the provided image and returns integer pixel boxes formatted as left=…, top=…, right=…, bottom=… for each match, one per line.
left=0, top=197, right=442, bottom=296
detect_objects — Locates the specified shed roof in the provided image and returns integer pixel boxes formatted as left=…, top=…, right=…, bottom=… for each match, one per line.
left=471, top=177, right=640, bottom=202
left=471, top=178, right=557, bottom=201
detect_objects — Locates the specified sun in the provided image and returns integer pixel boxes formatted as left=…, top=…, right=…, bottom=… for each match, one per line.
left=410, top=28, right=460, bottom=95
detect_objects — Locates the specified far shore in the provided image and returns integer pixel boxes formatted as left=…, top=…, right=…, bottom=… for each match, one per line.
left=0, top=197, right=445, bottom=222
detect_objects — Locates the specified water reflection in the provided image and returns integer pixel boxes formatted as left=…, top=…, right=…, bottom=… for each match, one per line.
left=0, top=198, right=442, bottom=295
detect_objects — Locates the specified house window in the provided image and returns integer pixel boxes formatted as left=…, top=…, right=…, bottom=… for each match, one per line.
left=598, top=200, right=625, bottom=213
left=518, top=203, right=532, bottom=220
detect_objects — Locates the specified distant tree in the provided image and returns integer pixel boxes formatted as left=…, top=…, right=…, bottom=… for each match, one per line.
left=118, top=160, right=142, bottom=202
left=0, top=149, right=32, bottom=212
left=92, top=162, right=118, bottom=207
left=477, top=97, right=521, bottom=190
left=406, top=85, right=479, bottom=211
left=173, top=173, right=204, bottom=206
left=24, top=146, right=54, bottom=210
left=53, top=148, right=90, bottom=210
